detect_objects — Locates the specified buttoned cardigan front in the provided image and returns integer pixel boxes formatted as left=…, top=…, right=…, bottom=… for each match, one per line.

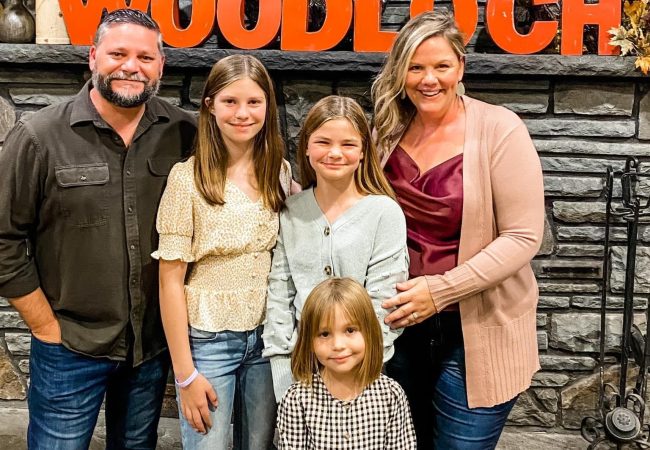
left=262, top=189, right=409, bottom=401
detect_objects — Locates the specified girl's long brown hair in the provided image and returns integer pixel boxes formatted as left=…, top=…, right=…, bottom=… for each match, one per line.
left=291, top=278, right=384, bottom=389
left=193, top=55, right=286, bottom=211
left=297, top=96, right=395, bottom=200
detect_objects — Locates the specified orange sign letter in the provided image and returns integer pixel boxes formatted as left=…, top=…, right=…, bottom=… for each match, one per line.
left=353, top=0, right=396, bottom=52
left=561, top=0, right=621, bottom=55
left=281, top=0, right=352, bottom=51
left=486, top=0, right=558, bottom=54
left=409, top=0, right=478, bottom=45
left=151, top=0, right=215, bottom=48
left=59, top=0, right=149, bottom=45
left=217, top=0, right=281, bottom=49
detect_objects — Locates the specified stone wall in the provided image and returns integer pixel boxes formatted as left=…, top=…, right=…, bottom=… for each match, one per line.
left=0, top=49, right=648, bottom=447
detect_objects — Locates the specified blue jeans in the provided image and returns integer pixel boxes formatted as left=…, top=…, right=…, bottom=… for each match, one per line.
left=179, top=325, right=276, bottom=450
left=28, top=335, right=170, bottom=450
left=386, top=312, right=517, bottom=450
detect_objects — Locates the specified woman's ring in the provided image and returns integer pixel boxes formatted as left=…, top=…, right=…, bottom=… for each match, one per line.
left=411, top=312, right=418, bottom=321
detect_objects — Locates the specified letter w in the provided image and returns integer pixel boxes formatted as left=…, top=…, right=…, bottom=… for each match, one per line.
left=59, top=0, right=151, bottom=45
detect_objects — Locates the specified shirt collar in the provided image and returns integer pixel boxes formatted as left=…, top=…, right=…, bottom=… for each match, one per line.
left=70, top=80, right=171, bottom=127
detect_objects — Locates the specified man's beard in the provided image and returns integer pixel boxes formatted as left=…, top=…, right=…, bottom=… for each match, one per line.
left=92, top=71, right=160, bottom=108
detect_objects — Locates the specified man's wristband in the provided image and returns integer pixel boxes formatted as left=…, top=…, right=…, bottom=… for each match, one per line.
left=175, top=368, right=199, bottom=389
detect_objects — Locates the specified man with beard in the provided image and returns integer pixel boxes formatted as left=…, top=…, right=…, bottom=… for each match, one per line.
left=0, top=9, right=196, bottom=449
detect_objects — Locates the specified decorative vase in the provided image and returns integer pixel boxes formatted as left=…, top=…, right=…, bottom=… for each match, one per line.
left=24, top=0, right=35, bottom=18
left=35, top=0, right=70, bottom=44
left=0, top=0, right=35, bottom=43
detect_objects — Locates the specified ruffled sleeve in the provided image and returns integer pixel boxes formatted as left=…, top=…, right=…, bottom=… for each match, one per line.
left=280, top=159, right=301, bottom=197
left=280, top=159, right=291, bottom=196
left=151, top=162, right=195, bottom=262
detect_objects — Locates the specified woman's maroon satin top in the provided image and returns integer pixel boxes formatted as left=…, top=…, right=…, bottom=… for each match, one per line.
left=385, top=146, right=464, bottom=308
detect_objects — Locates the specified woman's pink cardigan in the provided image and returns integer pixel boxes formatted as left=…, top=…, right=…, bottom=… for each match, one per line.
left=380, top=96, right=544, bottom=408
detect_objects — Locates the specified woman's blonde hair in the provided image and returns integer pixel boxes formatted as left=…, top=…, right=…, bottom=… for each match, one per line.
left=193, top=54, right=285, bottom=211
left=291, top=278, right=383, bottom=389
left=371, top=10, right=466, bottom=153
left=297, top=95, right=395, bottom=199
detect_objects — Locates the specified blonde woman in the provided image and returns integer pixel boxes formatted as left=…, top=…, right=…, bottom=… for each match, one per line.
left=372, top=10, right=544, bottom=450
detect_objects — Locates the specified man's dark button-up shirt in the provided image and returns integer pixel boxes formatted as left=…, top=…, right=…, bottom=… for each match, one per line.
left=0, top=83, right=197, bottom=365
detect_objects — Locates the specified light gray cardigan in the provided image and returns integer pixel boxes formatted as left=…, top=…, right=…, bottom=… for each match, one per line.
left=262, top=188, right=409, bottom=401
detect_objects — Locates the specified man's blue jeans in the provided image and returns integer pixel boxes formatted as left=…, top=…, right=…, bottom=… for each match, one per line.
left=179, top=325, right=276, bottom=450
left=28, top=335, right=170, bottom=450
left=386, top=312, right=517, bottom=450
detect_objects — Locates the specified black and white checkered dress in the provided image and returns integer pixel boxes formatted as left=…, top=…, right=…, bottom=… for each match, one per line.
left=277, top=373, right=417, bottom=449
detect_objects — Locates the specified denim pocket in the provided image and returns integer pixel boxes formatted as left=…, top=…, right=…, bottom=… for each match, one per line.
left=440, top=342, right=466, bottom=378
left=31, top=333, right=64, bottom=347
left=188, top=326, right=220, bottom=341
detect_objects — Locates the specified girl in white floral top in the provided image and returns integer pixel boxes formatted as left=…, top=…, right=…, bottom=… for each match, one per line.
left=152, top=55, right=293, bottom=450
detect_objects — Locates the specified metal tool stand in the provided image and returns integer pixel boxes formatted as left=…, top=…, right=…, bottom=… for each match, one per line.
left=582, top=157, right=650, bottom=449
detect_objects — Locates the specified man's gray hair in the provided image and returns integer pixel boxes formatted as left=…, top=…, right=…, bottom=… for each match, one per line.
left=94, top=9, right=164, bottom=55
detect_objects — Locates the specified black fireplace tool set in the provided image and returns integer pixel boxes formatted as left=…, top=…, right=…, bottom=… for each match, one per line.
left=582, top=157, right=650, bottom=449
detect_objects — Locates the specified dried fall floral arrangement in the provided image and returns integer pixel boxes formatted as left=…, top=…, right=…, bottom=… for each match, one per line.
left=609, top=0, right=650, bottom=74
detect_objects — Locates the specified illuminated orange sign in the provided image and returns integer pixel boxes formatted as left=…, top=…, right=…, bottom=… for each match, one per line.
left=58, top=0, right=621, bottom=55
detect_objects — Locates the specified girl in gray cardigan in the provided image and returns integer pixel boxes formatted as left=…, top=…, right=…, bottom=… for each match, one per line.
left=262, top=96, right=409, bottom=401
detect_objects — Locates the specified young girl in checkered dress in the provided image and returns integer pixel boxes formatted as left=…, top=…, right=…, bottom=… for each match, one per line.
left=276, top=278, right=416, bottom=449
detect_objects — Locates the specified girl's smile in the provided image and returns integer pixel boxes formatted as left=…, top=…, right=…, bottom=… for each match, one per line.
left=330, top=354, right=352, bottom=364
left=307, top=118, right=364, bottom=185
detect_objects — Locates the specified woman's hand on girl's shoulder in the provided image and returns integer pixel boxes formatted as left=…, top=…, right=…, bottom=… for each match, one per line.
left=179, top=373, right=218, bottom=434
left=381, top=276, right=437, bottom=329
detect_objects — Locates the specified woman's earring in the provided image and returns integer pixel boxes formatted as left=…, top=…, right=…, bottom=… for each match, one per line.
left=400, top=89, right=406, bottom=100
left=457, top=80, right=466, bottom=96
